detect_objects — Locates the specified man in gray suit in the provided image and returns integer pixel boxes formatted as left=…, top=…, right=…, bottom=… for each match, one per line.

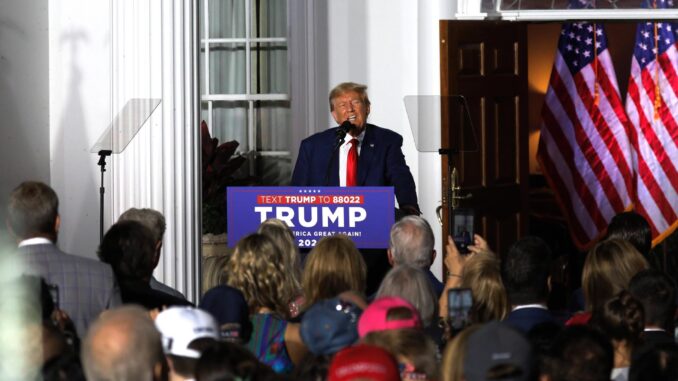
left=7, top=181, right=121, bottom=336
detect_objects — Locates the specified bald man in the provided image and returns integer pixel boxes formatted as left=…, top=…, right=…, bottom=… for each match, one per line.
left=81, top=306, right=166, bottom=381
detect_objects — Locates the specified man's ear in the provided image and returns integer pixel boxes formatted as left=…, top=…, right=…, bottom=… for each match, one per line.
left=431, top=249, right=437, bottom=267
left=547, top=275, right=552, bottom=293
left=365, top=104, right=371, bottom=117
left=54, top=215, right=61, bottom=235
left=387, top=249, right=395, bottom=266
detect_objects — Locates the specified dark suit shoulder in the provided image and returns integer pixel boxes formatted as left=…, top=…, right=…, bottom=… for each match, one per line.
left=366, top=124, right=403, bottom=141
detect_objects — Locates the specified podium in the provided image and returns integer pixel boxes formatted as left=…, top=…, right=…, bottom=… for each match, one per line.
left=227, top=186, right=395, bottom=249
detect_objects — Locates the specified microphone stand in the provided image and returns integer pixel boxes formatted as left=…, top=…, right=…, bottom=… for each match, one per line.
left=97, top=150, right=112, bottom=243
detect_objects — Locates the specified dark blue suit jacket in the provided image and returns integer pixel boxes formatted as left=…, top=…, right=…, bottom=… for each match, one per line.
left=504, top=307, right=558, bottom=334
left=291, top=124, right=419, bottom=209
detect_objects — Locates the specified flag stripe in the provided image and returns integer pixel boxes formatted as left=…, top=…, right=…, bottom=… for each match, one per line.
left=549, top=62, right=621, bottom=223
left=626, top=77, right=678, bottom=227
left=540, top=85, right=608, bottom=234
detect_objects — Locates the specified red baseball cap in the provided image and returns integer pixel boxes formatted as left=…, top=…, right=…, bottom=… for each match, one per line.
left=328, top=344, right=400, bottom=381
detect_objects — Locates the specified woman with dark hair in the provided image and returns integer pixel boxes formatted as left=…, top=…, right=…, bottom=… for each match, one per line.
left=590, top=291, right=645, bottom=381
left=568, top=238, right=648, bottom=325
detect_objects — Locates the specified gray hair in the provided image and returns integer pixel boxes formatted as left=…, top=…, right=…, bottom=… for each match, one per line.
left=376, top=264, right=438, bottom=326
left=389, top=215, right=435, bottom=268
left=119, top=208, right=166, bottom=243
left=81, top=305, right=164, bottom=381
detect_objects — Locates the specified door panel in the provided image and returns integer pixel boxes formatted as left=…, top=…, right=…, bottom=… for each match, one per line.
left=440, top=21, right=529, bottom=256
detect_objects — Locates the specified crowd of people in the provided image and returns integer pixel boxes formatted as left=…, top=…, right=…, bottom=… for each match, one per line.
left=5, top=180, right=678, bottom=381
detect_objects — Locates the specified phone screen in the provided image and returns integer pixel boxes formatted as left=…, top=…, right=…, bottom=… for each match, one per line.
left=452, top=208, right=474, bottom=254
left=447, top=288, right=473, bottom=331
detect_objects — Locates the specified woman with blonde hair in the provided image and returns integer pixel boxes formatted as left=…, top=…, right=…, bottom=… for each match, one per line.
left=460, top=253, right=509, bottom=322
left=302, top=235, right=367, bottom=307
left=257, top=218, right=303, bottom=316
left=226, top=233, right=307, bottom=373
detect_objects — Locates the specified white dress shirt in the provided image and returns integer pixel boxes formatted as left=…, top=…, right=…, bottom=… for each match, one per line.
left=338, top=129, right=365, bottom=186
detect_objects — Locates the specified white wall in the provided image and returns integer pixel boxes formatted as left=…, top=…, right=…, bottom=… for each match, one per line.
left=323, top=0, right=444, bottom=279
left=0, top=0, right=50, bottom=246
left=49, top=0, right=111, bottom=258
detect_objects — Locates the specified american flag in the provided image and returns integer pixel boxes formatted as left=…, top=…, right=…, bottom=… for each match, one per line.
left=625, top=0, right=678, bottom=245
left=538, top=2, right=635, bottom=249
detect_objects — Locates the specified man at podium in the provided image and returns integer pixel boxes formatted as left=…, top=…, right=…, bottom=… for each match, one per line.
left=291, top=82, right=419, bottom=294
left=290, top=82, right=419, bottom=215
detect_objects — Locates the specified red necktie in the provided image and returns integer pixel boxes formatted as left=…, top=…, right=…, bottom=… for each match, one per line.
left=346, top=138, right=358, bottom=186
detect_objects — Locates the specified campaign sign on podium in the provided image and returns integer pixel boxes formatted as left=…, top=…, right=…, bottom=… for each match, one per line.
left=227, top=186, right=395, bottom=249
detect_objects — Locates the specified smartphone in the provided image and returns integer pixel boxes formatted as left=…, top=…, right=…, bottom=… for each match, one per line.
left=452, top=208, right=474, bottom=254
left=447, top=287, right=473, bottom=331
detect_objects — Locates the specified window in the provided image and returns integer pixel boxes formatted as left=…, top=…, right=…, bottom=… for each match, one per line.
left=200, top=0, right=291, bottom=185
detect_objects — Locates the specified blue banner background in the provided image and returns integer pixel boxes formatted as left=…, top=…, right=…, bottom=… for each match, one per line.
left=227, top=186, right=395, bottom=248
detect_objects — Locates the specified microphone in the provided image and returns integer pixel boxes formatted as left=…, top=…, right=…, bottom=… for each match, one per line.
left=334, top=120, right=354, bottom=148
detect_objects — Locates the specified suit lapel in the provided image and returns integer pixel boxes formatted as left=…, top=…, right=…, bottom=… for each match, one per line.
left=358, top=126, right=375, bottom=185
left=326, top=128, right=340, bottom=186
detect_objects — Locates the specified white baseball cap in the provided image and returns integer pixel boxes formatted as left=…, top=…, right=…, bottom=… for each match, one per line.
left=155, top=307, right=219, bottom=358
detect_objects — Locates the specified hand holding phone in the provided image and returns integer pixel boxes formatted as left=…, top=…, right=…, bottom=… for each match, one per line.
left=447, top=287, right=473, bottom=331
left=452, top=209, right=474, bottom=255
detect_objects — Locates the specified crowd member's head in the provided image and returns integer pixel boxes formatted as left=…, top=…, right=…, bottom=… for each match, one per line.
left=257, top=218, right=302, bottom=291
left=358, top=296, right=422, bottom=338
left=440, top=324, right=481, bottom=381
left=227, top=233, right=297, bottom=319
left=195, top=341, right=278, bottom=381
left=118, top=208, right=166, bottom=262
left=376, top=264, right=438, bottom=327
left=154, top=307, right=220, bottom=381
left=302, top=235, right=367, bottom=307
left=544, top=325, right=613, bottom=381
left=629, top=269, right=676, bottom=332
left=361, top=327, right=438, bottom=381
left=199, top=285, right=252, bottom=344
left=606, top=211, right=652, bottom=257
left=629, top=342, right=678, bottom=381
left=118, top=208, right=166, bottom=247
left=201, top=253, right=230, bottom=294
left=582, top=238, right=649, bottom=312
left=81, top=305, right=165, bottom=381
left=462, top=253, right=509, bottom=322
left=328, top=344, right=400, bottom=381
left=388, top=215, right=435, bottom=269
left=462, top=322, right=534, bottom=381
left=329, top=82, right=371, bottom=136
left=502, top=236, right=553, bottom=306
left=590, top=291, right=644, bottom=364
left=98, top=220, right=157, bottom=282
left=7, top=181, right=60, bottom=242
left=300, top=296, right=363, bottom=356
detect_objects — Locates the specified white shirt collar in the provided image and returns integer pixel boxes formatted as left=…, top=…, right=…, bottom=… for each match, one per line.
left=339, top=128, right=366, bottom=186
left=18, top=237, right=53, bottom=248
left=512, top=303, right=548, bottom=311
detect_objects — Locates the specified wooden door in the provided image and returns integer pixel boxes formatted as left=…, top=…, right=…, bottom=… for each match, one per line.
left=440, top=21, right=529, bottom=256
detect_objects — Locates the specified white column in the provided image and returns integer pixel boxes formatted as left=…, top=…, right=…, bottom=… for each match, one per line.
left=111, top=0, right=201, bottom=302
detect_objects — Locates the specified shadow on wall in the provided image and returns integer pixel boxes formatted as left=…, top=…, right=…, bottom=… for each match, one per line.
left=51, top=30, right=99, bottom=257
left=0, top=6, right=50, bottom=243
